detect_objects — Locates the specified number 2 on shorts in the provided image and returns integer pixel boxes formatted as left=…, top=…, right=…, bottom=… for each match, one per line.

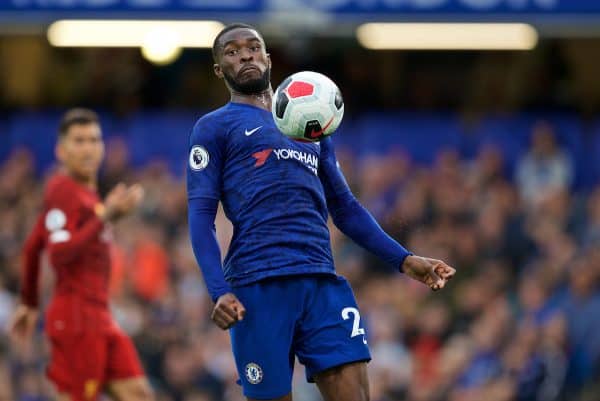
left=341, top=307, right=367, bottom=344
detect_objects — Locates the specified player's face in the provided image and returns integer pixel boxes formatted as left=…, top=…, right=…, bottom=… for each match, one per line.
left=56, top=123, right=104, bottom=181
left=214, top=28, right=271, bottom=94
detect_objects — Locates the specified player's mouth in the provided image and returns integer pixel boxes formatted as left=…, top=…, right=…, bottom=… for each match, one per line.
left=238, top=65, right=260, bottom=76
left=79, top=159, right=97, bottom=168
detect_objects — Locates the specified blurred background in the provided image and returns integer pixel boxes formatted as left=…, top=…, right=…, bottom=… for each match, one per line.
left=2, top=1, right=600, bottom=400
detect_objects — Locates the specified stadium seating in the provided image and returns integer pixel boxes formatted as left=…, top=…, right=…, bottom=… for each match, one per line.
left=2, top=111, right=598, bottom=189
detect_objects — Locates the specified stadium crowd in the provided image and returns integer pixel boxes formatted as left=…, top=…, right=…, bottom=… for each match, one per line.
left=0, top=118, right=599, bottom=401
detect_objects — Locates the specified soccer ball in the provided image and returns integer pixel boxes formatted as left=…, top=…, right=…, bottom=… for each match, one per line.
left=272, top=71, right=344, bottom=142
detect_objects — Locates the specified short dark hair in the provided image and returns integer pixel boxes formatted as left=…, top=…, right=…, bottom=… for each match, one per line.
left=58, top=108, right=99, bottom=138
left=212, top=23, right=263, bottom=63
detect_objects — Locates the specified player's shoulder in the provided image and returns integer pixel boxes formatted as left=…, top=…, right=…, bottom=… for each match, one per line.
left=44, top=173, right=77, bottom=203
left=192, top=104, right=236, bottom=136
left=318, top=136, right=335, bottom=157
left=45, top=173, right=72, bottom=194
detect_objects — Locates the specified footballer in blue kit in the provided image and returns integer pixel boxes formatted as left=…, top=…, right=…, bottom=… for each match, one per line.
left=187, top=23, right=456, bottom=401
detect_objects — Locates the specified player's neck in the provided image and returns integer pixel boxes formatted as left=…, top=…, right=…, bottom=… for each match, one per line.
left=230, top=89, right=272, bottom=112
left=63, top=168, right=97, bottom=191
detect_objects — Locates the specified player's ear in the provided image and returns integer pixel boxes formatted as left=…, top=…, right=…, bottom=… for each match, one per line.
left=266, top=53, right=271, bottom=69
left=214, top=63, right=224, bottom=79
left=55, top=141, right=66, bottom=164
left=98, top=138, right=106, bottom=160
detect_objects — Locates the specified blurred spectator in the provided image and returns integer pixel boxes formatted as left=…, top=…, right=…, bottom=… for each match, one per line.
left=130, top=223, right=170, bottom=301
left=537, top=314, right=568, bottom=401
left=502, top=321, right=544, bottom=400
left=516, top=121, right=574, bottom=207
left=562, top=255, right=600, bottom=391
left=581, top=186, right=600, bottom=247
left=99, top=136, right=133, bottom=196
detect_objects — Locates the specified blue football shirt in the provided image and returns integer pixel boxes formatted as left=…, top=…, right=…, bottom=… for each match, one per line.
left=187, top=102, right=344, bottom=287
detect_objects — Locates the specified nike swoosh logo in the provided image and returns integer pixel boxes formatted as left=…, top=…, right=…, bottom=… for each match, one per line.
left=245, top=126, right=263, bottom=136
left=309, top=117, right=334, bottom=138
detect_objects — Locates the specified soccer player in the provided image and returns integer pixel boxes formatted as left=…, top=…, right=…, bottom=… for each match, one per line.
left=187, top=24, right=456, bottom=401
left=8, top=109, right=154, bottom=401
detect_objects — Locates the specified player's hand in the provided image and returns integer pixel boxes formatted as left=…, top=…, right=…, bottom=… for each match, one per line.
left=401, top=255, right=455, bottom=291
left=211, top=293, right=246, bottom=330
left=8, top=303, right=38, bottom=346
left=100, top=183, right=144, bottom=222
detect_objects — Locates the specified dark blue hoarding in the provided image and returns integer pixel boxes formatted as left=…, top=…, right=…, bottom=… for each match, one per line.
left=1, top=0, right=600, bottom=19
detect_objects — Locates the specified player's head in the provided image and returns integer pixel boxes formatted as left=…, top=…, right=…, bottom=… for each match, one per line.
left=212, top=23, right=271, bottom=95
left=56, top=108, right=104, bottom=181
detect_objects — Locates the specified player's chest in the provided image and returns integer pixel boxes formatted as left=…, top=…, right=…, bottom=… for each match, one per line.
left=226, top=121, right=321, bottom=176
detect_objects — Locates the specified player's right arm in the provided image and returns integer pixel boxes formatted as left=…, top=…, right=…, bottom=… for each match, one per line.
left=186, top=117, right=245, bottom=329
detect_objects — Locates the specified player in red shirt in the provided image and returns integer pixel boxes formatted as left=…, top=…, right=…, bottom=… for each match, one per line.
left=8, top=108, right=154, bottom=401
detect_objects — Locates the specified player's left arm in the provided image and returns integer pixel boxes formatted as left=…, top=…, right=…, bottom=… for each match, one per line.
left=10, top=214, right=45, bottom=345
left=19, top=213, right=46, bottom=308
left=318, top=138, right=455, bottom=290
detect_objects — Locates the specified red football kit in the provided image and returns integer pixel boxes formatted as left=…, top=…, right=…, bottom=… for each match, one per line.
left=20, top=173, right=144, bottom=401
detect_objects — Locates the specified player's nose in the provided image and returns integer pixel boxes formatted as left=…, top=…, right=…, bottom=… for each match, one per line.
left=239, top=48, right=254, bottom=62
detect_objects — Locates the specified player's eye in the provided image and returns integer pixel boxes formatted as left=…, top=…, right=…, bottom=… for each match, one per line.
left=225, top=49, right=238, bottom=56
left=250, top=45, right=260, bottom=52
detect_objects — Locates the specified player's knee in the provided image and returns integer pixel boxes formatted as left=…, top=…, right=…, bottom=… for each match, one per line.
left=125, top=386, right=154, bottom=401
left=134, top=382, right=154, bottom=401
left=357, top=385, right=370, bottom=401
left=55, top=393, right=72, bottom=401
left=329, top=384, right=369, bottom=401
left=315, top=362, right=370, bottom=401
left=112, top=380, right=154, bottom=401
left=341, top=383, right=369, bottom=401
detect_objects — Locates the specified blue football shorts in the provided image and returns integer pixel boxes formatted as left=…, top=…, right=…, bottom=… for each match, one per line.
left=230, top=274, right=371, bottom=399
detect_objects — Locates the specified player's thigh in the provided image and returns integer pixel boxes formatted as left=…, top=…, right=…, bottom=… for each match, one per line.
left=44, top=366, right=73, bottom=401
left=294, top=276, right=371, bottom=383
left=104, top=326, right=149, bottom=401
left=231, top=279, right=302, bottom=400
left=314, top=361, right=369, bottom=401
left=106, top=376, right=154, bottom=401
left=46, top=331, right=108, bottom=401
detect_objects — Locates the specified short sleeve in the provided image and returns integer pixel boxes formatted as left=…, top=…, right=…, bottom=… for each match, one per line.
left=44, top=184, right=81, bottom=245
left=186, top=116, right=226, bottom=201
